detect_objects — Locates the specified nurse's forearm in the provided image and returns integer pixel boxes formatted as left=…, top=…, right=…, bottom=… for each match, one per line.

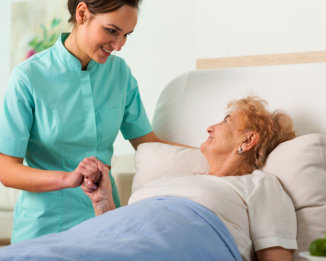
left=160, top=139, right=197, bottom=149
left=130, top=131, right=197, bottom=149
left=0, top=153, right=73, bottom=192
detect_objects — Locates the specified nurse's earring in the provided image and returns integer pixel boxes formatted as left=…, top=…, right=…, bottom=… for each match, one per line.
left=237, top=147, right=243, bottom=155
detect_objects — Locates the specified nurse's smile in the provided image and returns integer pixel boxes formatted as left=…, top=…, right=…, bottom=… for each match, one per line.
left=101, top=46, right=112, bottom=56
left=64, top=3, right=138, bottom=70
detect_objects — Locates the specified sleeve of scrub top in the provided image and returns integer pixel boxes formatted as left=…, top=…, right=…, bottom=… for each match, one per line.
left=0, top=66, right=34, bottom=158
left=120, top=70, right=152, bottom=140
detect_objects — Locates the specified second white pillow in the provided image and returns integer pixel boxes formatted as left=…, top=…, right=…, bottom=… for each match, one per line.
left=132, top=143, right=208, bottom=192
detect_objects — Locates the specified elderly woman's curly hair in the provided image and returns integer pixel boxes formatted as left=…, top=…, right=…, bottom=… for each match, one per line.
left=227, top=96, right=296, bottom=170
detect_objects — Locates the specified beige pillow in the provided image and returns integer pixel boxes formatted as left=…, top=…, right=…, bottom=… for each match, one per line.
left=0, top=183, right=20, bottom=211
left=263, top=133, right=326, bottom=255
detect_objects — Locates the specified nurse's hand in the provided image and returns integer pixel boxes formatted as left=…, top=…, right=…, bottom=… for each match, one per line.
left=65, top=157, right=102, bottom=189
left=82, top=162, right=115, bottom=216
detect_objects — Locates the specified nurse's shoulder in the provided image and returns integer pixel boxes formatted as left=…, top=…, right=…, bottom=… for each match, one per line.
left=101, top=54, right=132, bottom=76
left=14, top=46, right=56, bottom=77
left=6, top=47, right=56, bottom=96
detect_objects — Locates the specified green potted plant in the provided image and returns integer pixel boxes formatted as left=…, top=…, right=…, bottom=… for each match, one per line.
left=26, top=17, right=61, bottom=59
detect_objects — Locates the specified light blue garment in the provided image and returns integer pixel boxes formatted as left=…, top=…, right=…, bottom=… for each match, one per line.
left=0, top=33, right=152, bottom=243
left=0, top=197, right=243, bottom=261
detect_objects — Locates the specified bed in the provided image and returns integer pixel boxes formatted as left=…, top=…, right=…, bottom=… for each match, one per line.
left=0, top=52, right=326, bottom=260
left=141, top=52, right=326, bottom=261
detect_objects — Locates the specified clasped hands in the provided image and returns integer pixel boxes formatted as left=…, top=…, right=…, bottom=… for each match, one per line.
left=67, top=157, right=114, bottom=215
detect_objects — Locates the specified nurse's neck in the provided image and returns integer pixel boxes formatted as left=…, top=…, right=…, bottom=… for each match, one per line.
left=64, top=31, right=91, bottom=71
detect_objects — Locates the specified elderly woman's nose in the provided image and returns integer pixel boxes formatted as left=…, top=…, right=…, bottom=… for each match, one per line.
left=207, top=125, right=214, bottom=133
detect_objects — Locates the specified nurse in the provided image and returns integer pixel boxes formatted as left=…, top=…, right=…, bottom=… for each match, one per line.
left=0, top=0, right=165, bottom=243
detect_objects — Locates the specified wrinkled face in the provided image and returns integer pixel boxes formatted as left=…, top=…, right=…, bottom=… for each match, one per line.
left=78, top=5, right=138, bottom=64
left=200, top=111, right=244, bottom=156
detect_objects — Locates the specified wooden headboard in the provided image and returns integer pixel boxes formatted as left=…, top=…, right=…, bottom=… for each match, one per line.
left=196, top=51, right=326, bottom=70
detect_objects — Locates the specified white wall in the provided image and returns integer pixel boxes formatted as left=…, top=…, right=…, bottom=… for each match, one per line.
left=1, top=0, right=325, bottom=155
left=196, top=0, right=326, bottom=58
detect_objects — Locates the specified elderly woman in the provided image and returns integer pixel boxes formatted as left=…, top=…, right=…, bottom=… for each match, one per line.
left=0, top=96, right=297, bottom=261
left=82, top=96, right=297, bottom=261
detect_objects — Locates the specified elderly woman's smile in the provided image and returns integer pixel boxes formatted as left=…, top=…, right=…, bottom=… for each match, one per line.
left=200, top=111, right=243, bottom=158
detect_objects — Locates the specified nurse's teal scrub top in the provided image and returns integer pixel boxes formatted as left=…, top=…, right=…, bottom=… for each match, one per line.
left=0, top=33, right=152, bottom=243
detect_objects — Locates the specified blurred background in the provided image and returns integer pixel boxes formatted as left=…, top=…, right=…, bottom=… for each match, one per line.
left=0, top=0, right=325, bottom=155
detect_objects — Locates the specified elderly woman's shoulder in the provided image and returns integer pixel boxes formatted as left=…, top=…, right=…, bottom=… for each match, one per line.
left=221, top=170, right=281, bottom=188
left=250, top=170, right=282, bottom=186
left=220, top=171, right=285, bottom=201
left=225, top=170, right=282, bottom=189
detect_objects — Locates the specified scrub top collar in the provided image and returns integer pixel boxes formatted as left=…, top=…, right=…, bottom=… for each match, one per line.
left=54, top=33, right=97, bottom=72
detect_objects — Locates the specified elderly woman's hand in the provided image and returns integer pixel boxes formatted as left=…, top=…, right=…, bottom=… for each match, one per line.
left=81, top=160, right=115, bottom=216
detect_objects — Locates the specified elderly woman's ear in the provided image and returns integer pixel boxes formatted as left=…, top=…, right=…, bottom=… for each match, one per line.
left=238, top=132, right=259, bottom=154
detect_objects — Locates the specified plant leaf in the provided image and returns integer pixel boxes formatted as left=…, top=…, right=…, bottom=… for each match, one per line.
left=34, top=42, right=43, bottom=52
left=40, top=23, right=48, bottom=40
left=28, top=37, right=39, bottom=48
left=51, top=18, right=61, bottom=29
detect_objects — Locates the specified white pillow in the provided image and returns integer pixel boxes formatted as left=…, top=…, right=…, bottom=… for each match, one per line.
left=132, top=144, right=208, bottom=192
left=263, top=133, right=326, bottom=255
left=0, top=183, right=20, bottom=211
left=133, top=133, right=326, bottom=256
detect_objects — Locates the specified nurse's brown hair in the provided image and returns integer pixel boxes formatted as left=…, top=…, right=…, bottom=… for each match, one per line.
left=67, top=0, right=142, bottom=23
